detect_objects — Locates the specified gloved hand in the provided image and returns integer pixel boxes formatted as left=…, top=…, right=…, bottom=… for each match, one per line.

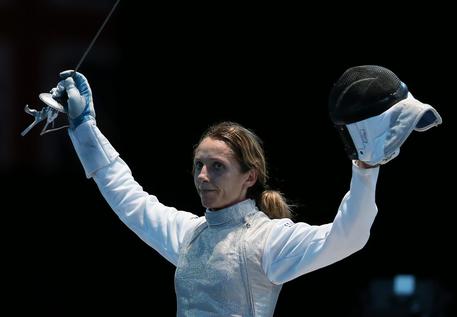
left=51, top=70, right=95, bottom=129
left=329, top=65, right=442, bottom=167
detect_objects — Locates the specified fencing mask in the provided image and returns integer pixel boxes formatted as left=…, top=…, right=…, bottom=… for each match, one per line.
left=328, top=65, right=442, bottom=166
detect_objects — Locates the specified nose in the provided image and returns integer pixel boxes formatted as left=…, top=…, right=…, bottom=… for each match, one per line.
left=197, top=165, right=209, bottom=183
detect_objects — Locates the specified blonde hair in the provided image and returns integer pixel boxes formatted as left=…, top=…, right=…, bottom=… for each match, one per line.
left=196, top=121, right=292, bottom=219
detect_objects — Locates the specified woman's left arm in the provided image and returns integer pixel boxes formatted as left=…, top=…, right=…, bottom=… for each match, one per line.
left=263, top=162, right=379, bottom=284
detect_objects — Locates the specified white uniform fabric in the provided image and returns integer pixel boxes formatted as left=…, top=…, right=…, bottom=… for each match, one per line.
left=69, top=120, right=380, bottom=316
left=346, top=92, right=442, bottom=165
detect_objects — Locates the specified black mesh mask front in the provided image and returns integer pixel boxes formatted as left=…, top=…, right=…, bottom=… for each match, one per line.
left=328, top=65, right=408, bottom=125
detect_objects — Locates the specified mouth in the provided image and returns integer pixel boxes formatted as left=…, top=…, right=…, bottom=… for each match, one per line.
left=199, top=188, right=217, bottom=195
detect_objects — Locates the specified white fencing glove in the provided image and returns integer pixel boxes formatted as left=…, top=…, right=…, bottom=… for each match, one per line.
left=51, top=70, right=95, bottom=129
left=328, top=65, right=442, bottom=166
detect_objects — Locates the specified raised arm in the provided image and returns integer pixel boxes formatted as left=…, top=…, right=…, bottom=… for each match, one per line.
left=263, top=65, right=442, bottom=285
left=55, top=71, right=202, bottom=266
left=262, top=162, right=379, bottom=284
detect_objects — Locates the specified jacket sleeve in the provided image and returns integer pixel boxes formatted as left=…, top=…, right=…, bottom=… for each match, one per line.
left=68, top=120, right=202, bottom=266
left=262, top=163, right=379, bottom=284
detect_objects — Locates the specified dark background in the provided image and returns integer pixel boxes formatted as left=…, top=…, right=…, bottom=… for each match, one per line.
left=2, top=1, right=455, bottom=316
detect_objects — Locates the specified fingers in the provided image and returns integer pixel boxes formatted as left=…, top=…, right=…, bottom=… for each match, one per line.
left=62, top=77, right=76, bottom=90
left=61, top=77, right=83, bottom=102
left=50, top=81, right=66, bottom=98
left=59, top=70, right=74, bottom=79
left=51, top=70, right=76, bottom=98
left=59, top=70, right=88, bottom=85
left=72, top=72, right=92, bottom=97
left=53, top=71, right=94, bottom=120
left=58, top=70, right=92, bottom=97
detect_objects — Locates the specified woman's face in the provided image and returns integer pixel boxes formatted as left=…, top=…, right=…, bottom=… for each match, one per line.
left=193, top=137, right=256, bottom=210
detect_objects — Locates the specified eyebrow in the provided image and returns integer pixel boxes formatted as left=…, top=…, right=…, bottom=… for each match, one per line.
left=193, top=155, right=230, bottom=164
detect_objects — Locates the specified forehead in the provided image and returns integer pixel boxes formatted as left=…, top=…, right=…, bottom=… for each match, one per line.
left=194, top=137, right=234, bottom=160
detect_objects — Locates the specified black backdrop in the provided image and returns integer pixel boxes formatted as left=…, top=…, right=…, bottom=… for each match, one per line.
left=2, top=2, right=456, bottom=316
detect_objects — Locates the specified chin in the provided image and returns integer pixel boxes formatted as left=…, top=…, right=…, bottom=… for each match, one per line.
left=202, top=200, right=227, bottom=210
left=200, top=192, right=221, bottom=209
left=201, top=198, right=217, bottom=209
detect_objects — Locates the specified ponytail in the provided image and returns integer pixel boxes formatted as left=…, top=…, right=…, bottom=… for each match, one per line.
left=258, top=190, right=292, bottom=219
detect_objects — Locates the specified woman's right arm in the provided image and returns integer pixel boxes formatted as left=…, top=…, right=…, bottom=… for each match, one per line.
left=68, top=120, right=202, bottom=266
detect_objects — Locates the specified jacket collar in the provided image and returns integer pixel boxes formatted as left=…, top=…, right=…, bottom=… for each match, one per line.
left=205, top=199, right=256, bottom=227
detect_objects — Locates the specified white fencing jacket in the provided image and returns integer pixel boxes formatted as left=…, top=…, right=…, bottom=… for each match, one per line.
left=69, top=120, right=379, bottom=317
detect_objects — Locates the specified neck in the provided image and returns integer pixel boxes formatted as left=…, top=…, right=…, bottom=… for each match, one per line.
left=209, top=198, right=247, bottom=211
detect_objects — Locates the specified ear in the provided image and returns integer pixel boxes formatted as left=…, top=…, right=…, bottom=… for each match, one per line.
left=244, top=169, right=258, bottom=188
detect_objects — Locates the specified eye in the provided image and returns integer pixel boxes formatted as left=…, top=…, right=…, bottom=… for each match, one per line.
left=213, top=161, right=224, bottom=170
left=194, top=161, right=203, bottom=171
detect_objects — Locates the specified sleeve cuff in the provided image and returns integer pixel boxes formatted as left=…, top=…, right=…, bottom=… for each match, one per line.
left=68, top=119, right=119, bottom=178
left=351, top=160, right=380, bottom=176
